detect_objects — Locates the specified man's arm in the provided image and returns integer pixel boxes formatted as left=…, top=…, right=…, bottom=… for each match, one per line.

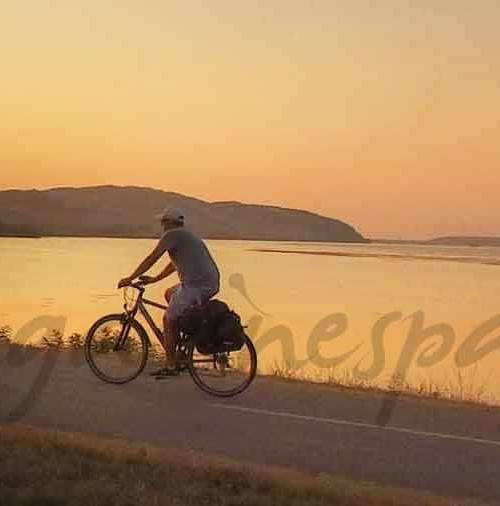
left=141, top=261, right=176, bottom=284
left=117, top=242, right=166, bottom=288
left=153, top=261, right=176, bottom=281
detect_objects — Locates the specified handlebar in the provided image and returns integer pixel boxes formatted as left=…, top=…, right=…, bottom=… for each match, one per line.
left=119, top=275, right=154, bottom=292
left=129, top=281, right=146, bottom=292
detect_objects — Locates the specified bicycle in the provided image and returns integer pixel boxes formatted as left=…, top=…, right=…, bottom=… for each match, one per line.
left=84, top=281, right=257, bottom=397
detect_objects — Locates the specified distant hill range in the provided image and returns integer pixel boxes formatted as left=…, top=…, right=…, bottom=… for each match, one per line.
left=374, top=236, right=500, bottom=247
left=426, top=236, right=500, bottom=247
left=0, top=186, right=368, bottom=243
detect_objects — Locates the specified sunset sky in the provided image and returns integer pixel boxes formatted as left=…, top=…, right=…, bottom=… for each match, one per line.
left=1, top=1, right=499, bottom=239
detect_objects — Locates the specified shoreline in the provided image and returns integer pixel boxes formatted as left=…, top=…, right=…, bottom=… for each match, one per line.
left=0, top=233, right=370, bottom=244
left=2, top=341, right=497, bottom=413
left=0, top=233, right=42, bottom=239
left=2, top=234, right=500, bottom=249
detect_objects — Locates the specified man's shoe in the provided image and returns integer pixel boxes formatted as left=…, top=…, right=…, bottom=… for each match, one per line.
left=150, top=366, right=179, bottom=379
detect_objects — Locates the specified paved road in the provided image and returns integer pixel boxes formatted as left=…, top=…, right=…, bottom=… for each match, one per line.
left=1, top=347, right=500, bottom=503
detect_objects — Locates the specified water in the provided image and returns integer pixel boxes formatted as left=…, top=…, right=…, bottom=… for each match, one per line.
left=1, top=237, right=500, bottom=401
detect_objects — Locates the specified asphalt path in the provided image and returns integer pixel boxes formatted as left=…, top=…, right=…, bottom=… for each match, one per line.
left=1, top=347, right=499, bottom=503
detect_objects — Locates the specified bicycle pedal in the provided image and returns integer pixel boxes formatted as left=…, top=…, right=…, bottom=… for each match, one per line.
left=154, top=375, right=169, bottom=380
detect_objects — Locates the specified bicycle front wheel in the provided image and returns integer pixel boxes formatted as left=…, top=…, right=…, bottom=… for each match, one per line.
left=85, top=314, right=149, bottom=384
left=188, top=334, right=257, bottom=397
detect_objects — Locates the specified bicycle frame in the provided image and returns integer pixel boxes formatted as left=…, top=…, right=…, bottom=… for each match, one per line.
left=122, top=283, right=233, bottom=367
left=124, top=284, right=166, bottom=346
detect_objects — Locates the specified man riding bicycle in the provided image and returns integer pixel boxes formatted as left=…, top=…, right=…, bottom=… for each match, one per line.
left=118, top=207, right=220, bottom=376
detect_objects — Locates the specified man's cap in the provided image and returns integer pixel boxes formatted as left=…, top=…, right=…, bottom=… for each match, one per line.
left=155, top=207, right=184, bottom=223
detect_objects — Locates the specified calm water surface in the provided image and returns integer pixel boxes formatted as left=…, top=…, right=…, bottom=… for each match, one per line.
left=1, top=237, right=500, bottom=400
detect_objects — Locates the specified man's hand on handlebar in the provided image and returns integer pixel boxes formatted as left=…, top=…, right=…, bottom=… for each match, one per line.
left=117, top=277, right=133, bottom=289
left=138, top=275, right=156, bottom=285
left=118, top=274, right=157, bottom=289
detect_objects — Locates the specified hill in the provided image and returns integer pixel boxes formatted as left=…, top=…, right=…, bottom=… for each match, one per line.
left=0, top=186, right=368, bottom=243
left=426, top=236, right=500, bottom=247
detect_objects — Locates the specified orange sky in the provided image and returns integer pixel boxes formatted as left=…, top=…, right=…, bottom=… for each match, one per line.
left=1, top=2, right=499, bottom=239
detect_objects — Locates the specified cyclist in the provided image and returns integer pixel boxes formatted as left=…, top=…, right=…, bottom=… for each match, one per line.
left=117, top=207, right=220, bottom=376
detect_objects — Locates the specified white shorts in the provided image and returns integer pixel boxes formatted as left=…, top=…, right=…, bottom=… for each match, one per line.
left=166, top=284, right=218, bottom=323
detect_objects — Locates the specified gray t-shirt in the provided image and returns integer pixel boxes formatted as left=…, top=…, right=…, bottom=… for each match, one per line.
left=158, top=227, right=220, bottom=289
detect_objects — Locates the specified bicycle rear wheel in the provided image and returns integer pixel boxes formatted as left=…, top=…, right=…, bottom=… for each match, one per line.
left=85, top=314, right=149, bottom=384
left=187, top=334, right=257, bottom=397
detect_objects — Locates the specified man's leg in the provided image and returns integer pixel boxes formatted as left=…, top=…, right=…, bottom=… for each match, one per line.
left=161, top=284, right=189, bottom=370
left=159, top=284, right=210, bottom=372
left=162, top=311, right=179, bottom=369
left=164, top=284, right=180, bottom=304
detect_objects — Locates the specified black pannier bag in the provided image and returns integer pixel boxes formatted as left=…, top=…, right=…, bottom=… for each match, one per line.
left=179, top=300, right=246, bottom=354
left=177, top=305, right=204, bottom=335
left=216, top=307, right=246, bottom=352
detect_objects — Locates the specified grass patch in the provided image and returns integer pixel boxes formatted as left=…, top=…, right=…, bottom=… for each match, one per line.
left=0, top=323, right=167, bottom=363
left=0, top=424, right=479, bottom=506
left=267, top=360, right=498, bottom=408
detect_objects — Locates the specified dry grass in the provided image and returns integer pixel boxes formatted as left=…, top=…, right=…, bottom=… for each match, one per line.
left=268, top=360, right=498, bottom=408
left=0, top=424, right=482, bottom=506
